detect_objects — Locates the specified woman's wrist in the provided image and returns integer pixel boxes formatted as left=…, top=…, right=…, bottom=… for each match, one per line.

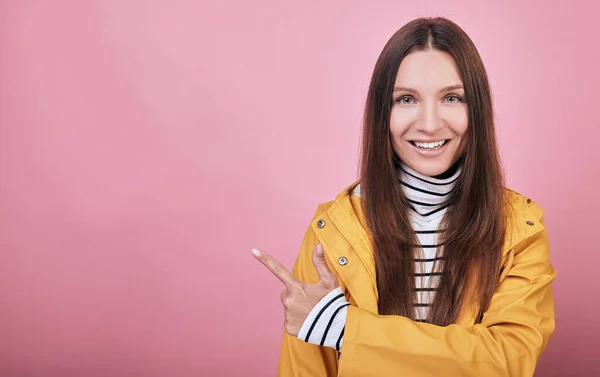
left=297, top=287, right=349, bottom=351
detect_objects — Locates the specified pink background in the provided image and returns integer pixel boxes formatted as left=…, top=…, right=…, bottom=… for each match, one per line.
left=0, top=1, right=598, bottom=376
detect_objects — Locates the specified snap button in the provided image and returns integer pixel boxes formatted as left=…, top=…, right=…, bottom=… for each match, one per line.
left=317, top=219, right=326, bottom=228
left=338, top=256, right=348, bottom=266
left=526, top=221, right=534, bottom=226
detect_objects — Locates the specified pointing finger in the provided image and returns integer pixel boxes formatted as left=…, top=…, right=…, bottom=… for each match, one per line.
left=252, top=248, right=297, bottom=289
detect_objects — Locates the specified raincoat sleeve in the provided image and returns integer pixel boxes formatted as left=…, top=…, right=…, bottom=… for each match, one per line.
left=337, top=219, right=556, bottom=377
left=277, top=224, right=339, bottom=377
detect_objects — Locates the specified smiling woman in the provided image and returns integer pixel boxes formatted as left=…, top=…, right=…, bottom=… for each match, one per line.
left=390, top=51, right=468, bottom=176
left=253, top=16, right=555, bottom=377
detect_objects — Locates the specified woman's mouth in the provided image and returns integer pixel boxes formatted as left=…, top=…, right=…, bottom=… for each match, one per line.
left=409, top=140, right=449, bottom=151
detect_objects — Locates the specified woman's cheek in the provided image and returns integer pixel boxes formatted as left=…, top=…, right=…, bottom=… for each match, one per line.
left=444, top=106, right=469, bottom=133
left=389, top=108, right=412, bottom=135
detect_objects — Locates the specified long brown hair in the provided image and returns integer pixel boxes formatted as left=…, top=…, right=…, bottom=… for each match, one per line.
left=359, top=17, right=505, bottom=325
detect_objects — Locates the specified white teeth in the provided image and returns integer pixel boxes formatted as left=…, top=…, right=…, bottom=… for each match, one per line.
left=414, top=140, right=446, bottom=149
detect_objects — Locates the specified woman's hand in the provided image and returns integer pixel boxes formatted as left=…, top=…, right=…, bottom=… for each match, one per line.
left=252, top=244, right=339, bottom=337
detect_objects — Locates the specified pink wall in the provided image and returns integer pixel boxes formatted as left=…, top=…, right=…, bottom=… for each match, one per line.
left=0, top=1, right=598, bottom=376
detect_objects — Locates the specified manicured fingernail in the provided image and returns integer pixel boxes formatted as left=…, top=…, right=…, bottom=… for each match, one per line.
left=317, top=244, right=323, bottom=255
left=252, top=248, right=261, bottom=257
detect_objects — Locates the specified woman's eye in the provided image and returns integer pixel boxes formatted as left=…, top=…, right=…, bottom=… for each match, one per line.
left=445, top=95, right=463, bottom=103
left=396, top=96, right=415, bottom=104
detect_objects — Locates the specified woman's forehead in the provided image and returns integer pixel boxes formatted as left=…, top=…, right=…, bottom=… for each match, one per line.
left=394, top=50, right=463, bottom=91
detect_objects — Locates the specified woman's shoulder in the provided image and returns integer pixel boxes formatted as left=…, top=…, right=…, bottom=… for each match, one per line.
left=504, top=187, right=545, bottom=221
left=502, top=187, right=548, bottom=255
left=304, top=181, right=362, bottom=223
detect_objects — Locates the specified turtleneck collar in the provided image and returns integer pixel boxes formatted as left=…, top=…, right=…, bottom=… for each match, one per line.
left=398, top=161, right=462, bottom=220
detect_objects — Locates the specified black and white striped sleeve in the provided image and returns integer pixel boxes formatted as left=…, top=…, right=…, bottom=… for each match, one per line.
left=297, top=287, right=349, bottom=352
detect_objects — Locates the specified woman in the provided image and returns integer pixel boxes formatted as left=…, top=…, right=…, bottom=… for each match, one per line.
left=252, top=16, right=555, bottom=377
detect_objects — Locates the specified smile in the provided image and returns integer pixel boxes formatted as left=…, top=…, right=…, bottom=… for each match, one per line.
left=409, top=140, right=448, bottom=150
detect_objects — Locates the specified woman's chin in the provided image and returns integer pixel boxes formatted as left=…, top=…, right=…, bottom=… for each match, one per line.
left=404, top=158, right=456, bottom=177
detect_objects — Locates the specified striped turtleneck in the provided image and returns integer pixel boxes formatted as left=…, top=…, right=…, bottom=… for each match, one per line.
left=399, top=161, right=461, bottom=321
left=297, top=162, right=461, bottom=351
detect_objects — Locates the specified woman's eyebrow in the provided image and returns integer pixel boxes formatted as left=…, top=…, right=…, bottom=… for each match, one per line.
left=439, top=84, right=464, bottom=92
left=393, top=84, right=464, bottom=93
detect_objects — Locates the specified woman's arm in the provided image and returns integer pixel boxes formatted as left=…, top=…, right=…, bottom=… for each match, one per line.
left=330, top=220, right=556, bottom=377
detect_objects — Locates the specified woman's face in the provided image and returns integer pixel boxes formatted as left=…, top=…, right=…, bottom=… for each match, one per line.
left=390, top=49, right=468, bottom=177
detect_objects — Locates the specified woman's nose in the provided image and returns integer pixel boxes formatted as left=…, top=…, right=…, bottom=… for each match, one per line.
left=416, top=104, right=443, bottom=134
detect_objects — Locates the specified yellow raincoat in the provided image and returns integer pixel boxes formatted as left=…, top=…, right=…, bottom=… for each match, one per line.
left=278, top=182, right=556, bottom=377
